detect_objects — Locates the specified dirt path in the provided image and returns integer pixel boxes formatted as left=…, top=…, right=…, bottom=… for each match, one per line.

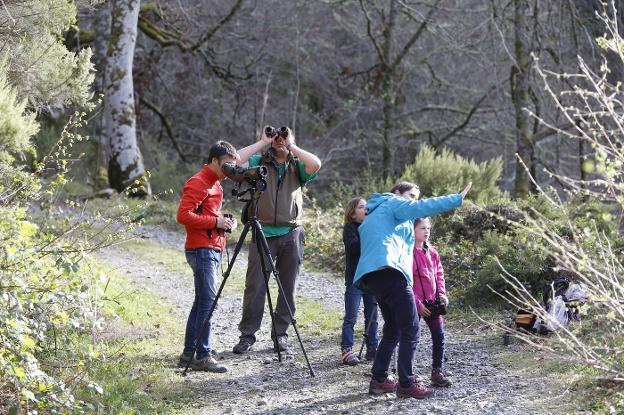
left=94, top=226, right=557, bottom=415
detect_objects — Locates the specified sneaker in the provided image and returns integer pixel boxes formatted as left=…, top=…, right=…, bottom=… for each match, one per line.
left=368, top=375, right=398, bottom=395
left=396, top=381, right=434, bottom=399
left=273, top=336, right=288, bottom=352
left=365, top=346, right=377, bottom=361
left=191, top=355, right=228, bottom=373
left=431, top=368, right=452, bottom=387
left=177, top=353, right=193, bottom=368
left=341, top=350, right=359, bottom=366
left=233, top=338, right=254, bottom=354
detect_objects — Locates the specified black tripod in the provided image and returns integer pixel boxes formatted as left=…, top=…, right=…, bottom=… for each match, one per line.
left=182, top=181, right=315, bottom=377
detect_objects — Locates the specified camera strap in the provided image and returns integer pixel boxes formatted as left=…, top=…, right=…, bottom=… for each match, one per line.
left=414, top=247, right=439, bottom=301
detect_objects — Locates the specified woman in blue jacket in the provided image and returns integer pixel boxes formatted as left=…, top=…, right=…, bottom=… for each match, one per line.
left=354, top=181, right=471, bottom=399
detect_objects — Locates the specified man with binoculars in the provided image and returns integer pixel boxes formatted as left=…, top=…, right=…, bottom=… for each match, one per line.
left=232, top=125, right=322, bottom=354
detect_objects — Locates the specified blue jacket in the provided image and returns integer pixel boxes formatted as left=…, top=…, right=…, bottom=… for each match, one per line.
left=353, top=192, right=462, bottom=291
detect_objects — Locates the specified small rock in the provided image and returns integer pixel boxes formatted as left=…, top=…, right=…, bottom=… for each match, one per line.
left=257, top=398, right=269, bottom=406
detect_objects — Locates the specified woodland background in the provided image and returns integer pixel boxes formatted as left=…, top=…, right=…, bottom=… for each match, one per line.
left=2, top=0, right=624, bottom=413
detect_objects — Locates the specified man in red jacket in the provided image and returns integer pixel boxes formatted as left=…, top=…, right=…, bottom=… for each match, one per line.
left=176, top=140, right=238, bottom=372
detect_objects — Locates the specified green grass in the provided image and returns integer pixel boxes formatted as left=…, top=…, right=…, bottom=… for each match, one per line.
left=70, top=261, right=185, bottom=413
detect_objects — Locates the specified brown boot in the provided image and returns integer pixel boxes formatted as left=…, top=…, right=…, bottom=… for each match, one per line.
left=431, top=368, right=452, bottom=387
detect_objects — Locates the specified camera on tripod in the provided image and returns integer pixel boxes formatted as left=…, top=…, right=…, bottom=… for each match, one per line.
left=222, top=163, right=268, bottom=191
left=265, top=125, right=289, bottom=139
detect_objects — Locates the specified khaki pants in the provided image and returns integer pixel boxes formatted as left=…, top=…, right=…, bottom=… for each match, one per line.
left=238, top=227, right=305, bottom=341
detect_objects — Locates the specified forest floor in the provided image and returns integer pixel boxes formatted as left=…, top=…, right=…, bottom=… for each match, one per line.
left=91, top=224, right=585, bottom=415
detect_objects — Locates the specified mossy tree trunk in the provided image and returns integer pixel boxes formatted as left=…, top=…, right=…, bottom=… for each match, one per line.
left=511, top=0, right=534, bottom=197
left=103, top=0, right=151, bottom=196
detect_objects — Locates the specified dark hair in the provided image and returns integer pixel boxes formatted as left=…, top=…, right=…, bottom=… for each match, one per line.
left=414, top=217, right=431, bottom=227
left=344, top=196, right=365, bottom=225
left=390, top=181, right=419, bottom=195
left=207, top=140, right=238, bottom=163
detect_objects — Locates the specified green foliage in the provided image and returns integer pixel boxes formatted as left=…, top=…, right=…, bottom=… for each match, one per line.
left=2, top=0, right=95, bottom=109
left=0, top=206, right=103, bottom=413
left=434, top=192, right=623, bottom=302
left=399, top=145, right=505, bottom=204
left=302, top=203, right=345, bottom=275
left=143, top=149, right=195, bottom=199
left=0, top=74, right=39, bottom=165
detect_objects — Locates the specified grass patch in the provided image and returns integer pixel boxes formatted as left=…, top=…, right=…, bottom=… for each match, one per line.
left=71, top=261, right=189, bottom=414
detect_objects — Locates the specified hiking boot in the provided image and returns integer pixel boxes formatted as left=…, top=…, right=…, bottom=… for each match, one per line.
left=273, top=336, right=288, bottom=352
left=396, top=381, right=434, bottom=399
left=365, top=346, right=377, bottom=361
left=368, top=375, right=398, bottom=395
left=191, top=355, right=228, bottom=373
left=177, top=353, right=193, bottom=368
left=431, top=368, right=452, bottom=387
left=233, top=338, right=254, bottom=354
left=341, top=350, right=359, bottom=366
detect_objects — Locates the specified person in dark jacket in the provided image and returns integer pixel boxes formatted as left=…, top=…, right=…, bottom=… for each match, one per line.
left=340, top=196, right=379, bottom=365
left=176, top=141, right=239, bottom=373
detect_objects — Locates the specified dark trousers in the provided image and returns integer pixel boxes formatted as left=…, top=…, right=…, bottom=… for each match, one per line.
left=419, top=315, right=445, bottom=369
left=363, top=268, right=419, bottom=388
left=238, top=227, right=304, bottom=341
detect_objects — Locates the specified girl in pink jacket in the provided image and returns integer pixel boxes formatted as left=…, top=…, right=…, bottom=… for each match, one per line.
left=412, top=217, right=451, bottom=387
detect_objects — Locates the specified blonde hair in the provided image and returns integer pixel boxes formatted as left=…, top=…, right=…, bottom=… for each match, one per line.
left=344, top=196, right=365, bottom=225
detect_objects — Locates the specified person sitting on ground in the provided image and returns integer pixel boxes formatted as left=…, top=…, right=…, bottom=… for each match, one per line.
left=354, top=181, right=471, bottom=399
left=340, top=196, right=379, bottom=366
left=412, top=217, right=451, bottom=387
left=176, top=141, right=239, bottom=373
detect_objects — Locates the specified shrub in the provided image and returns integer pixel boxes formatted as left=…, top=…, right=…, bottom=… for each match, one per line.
left=399, top=145, right=505, bottom=204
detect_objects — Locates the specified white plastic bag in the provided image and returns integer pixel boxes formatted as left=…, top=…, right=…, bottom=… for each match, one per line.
left=565, top=283, right=589, bottom=303
left=544, top=295, right=568, bottom=331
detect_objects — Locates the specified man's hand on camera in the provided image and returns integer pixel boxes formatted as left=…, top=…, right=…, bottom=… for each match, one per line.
left=460, top=182, right=472, bottom=198
left=216, top=216, right=235, bottom=232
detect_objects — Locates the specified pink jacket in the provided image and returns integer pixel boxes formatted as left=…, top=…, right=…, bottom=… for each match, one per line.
left=412, top=244, right=446, bottom=311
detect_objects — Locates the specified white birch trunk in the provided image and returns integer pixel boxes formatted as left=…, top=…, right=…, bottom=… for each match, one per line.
left=103, top=0, right=150, bottom=195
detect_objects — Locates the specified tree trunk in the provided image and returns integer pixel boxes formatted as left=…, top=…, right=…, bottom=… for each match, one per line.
left=381, top=0, right=397, bottom=179
left=92, top=2, right=112, bottom=191
left=103, top=0, right=151, bottom=196
left=512, top=0, right=534, bottom=197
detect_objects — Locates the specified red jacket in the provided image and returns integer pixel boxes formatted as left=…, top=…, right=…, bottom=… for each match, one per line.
left=177, top=165, right=226, bottom=250
left=412, top=244, right=446, bottom=310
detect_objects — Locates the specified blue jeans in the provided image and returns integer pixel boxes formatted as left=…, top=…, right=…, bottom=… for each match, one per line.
left=340, top=283, right=379, bottom=351
left=419, top=315, right=445, bottom=369
left=363, top=268, right=420, bottom=388
left=183, top=248, right=221, bottom=359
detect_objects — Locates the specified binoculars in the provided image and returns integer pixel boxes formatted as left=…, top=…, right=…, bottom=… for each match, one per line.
left=265, top=125, right=289, bottom=139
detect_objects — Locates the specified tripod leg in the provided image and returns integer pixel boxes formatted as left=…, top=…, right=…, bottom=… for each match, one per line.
left=182, top=223, right=251, bottom=376
left=358, top=304, right=378, bottom=360
left=254, top=221, right=315, bottom=377
left=253, top=225, right=282, bottom=362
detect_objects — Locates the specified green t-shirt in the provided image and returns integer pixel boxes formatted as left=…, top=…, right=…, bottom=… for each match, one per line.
left=249, top=154, right=317, bottom=237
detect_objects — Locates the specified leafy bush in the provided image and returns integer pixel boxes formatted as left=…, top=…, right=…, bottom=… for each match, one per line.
left=399, top=145, right=505, bottom=204
left=433, top=193, right=623, bottom=302
left=302, top=203, right=345, bottom=276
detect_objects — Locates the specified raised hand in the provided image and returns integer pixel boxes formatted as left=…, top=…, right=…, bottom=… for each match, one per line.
left=460, top=182, right=472, bottom=198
